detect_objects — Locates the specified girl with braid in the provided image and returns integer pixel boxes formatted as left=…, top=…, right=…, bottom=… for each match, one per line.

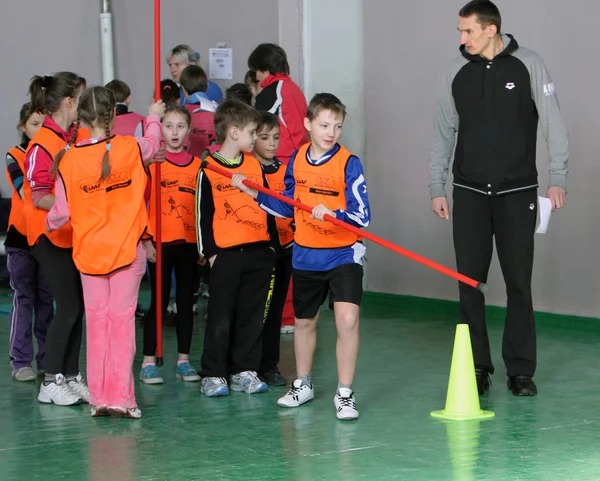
left=47, top=86, right=165, bottom=418
left=24, top=72, right=90, bottom=406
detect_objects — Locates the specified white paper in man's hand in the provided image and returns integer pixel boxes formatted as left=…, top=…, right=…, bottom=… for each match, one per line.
left=535, top=196, right=553, bottom=234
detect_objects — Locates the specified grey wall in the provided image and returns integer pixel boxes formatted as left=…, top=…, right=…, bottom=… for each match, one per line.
left=0, top=2, right=102, bottom=197
left=364, top=1, right=600, bottom=317
left=112, top=0, right=279, bottom=114
left=0, top=0, right=280, bottom=196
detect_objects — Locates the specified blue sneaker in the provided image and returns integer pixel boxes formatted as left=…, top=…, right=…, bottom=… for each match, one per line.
left=139, top=365, right=164, bottom=384
left=200, top=377, right=229, bottom=397
left=230, top=371, right=269, bottom=394
left=176, top=362, right=201, bottom=382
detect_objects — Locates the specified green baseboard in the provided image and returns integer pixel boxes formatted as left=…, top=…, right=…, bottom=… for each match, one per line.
left=362, top=290, right=600, bottom=327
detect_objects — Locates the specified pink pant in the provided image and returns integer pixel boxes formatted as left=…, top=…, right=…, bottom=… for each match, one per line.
left=81, top=244, right=146, bottom=408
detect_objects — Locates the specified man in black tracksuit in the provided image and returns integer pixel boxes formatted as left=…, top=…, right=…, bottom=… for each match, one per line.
left=429, top=1, right=569, bottom=397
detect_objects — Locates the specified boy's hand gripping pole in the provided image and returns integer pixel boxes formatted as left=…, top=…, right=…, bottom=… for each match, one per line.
left=154, top=0, right=163, bottom=367
left=201, top=161, right=487, bottom=293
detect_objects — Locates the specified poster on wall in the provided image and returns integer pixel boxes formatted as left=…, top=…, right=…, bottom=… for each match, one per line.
left=209, top=48, right=233, bottom=80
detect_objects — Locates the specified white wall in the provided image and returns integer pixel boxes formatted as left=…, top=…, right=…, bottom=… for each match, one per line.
left=302, top=0, right=365, bottom=161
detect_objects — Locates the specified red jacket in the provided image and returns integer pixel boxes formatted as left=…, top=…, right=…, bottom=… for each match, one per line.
left=254, top=74, right=308, bottom=164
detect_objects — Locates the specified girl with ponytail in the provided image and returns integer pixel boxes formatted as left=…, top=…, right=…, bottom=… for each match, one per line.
left=47, top=86, right=165, bottom=418
left=24, top=71, right=90, bottom=407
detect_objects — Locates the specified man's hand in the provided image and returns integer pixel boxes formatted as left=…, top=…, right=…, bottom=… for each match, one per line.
left=431, top=197, right=450, bottom=219
left=547, top=186, right=566, bottom=212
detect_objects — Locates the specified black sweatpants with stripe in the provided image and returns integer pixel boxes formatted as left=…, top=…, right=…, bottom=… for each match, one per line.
left=260, top=250, right=292, bottom=374
left=452, top=187, right=537, bottom=377
left=201, top=246, right=275, bottom=378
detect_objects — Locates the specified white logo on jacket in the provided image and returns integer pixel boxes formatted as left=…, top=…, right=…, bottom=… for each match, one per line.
left=543, top=83, right=556, bottom=96
left=505, top=82, right=516, bottom=90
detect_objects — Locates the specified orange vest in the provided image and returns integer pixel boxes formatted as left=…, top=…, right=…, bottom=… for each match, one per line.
left=264, top=162, right=294, bottom=247
left=58, top=136, right=149, bottom=275
left=6, top=146, right=28, bottom=236
left=203, top=154, right=270, bottom=249
left=293, top=143, right=359, bottom=249
left=148, top=153, right=202, bottom=244
left=24, top=125, right=90, bottom=248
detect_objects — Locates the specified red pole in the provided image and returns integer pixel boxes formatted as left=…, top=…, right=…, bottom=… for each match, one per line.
left=154, top=0, right=163, bottom=366
left=202, top=162, right=487, bottom=292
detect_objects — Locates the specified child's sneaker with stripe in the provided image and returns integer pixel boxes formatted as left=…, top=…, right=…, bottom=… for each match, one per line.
left=277, top=379, right=314, bottom=407
left=334, top=388, right=359, bottom=420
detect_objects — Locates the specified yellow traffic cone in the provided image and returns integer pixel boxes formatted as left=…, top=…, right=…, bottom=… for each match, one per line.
left=431, top=324, right=495, bottom=421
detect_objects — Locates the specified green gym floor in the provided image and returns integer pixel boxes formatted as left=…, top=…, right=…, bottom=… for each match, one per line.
left=0, top=288, right=599, bottom=481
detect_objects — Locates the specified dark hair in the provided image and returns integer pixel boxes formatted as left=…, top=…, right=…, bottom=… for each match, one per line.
left=18, top=102, right=42, bottom=144
left=28, top=72, right=86, bottom=115
left=257, top=111, right=279, bottom=133
left=214, top=100, right=261, bottom=144
left=245, top=70, right=258, bottom=85
left=162, top=104, right=191, bottom=127
left=159, top=78, right=180, bottom=106
left=247, top=43, right=290, bottom=76
left=52, top=87, right=116, bottom=181
left=459, top=0, right=501, bottom=33
left=225, top=83, right=253, bottom=106
left=180, top=65, right=208, bottom=95
left=104, top=79, right=131, bottom=103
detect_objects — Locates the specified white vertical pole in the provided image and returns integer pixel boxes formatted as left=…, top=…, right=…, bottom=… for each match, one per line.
left=100, top=0, right=115, bottom=84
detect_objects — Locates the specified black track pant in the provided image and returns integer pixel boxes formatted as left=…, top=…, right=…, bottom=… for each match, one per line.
left=143, top=243, right=199, bottom=357
left=32, top=236, right=84, bottom=376
left=201, top=247, right=275, bottom=378
left=453, top=187, right=537, bottom=377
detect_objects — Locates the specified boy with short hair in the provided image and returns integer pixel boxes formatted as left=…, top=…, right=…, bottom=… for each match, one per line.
left=225, top=83, right=253, bottom=106
left=233, top=93, right=370, bottom=420
left=105, top=79, right=145, bottom=137
left=197, top=100, right=278, bottom=397
left=180, top=65, right=217, bottom=156
left=253, top=111, right=293, bottom=386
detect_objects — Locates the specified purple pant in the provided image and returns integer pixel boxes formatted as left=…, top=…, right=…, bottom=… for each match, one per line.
left=7, top=247, right=54, bottom=370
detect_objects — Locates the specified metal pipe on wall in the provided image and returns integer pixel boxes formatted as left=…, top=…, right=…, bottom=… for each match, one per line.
left=100, top=0, right=115, bottom=84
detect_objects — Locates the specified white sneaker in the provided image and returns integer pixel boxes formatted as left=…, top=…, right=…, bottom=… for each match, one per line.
left=280, top=325, right=295, bottom=334
left=38, top=374, right=83, bottom=406
left=277, top=379, right=314, bottom=407
left=167, top=302, right=177, bottom=315
left=334, top=388, right=359, bottom=420
left=108, top=406, right=142, bottom=419
left=67, top=374, right=90, bottom=403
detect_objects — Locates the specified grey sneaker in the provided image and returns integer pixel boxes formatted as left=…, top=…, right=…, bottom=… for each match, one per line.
left=12, top=366, right=37, bottom=382
left=200, top=377, right=229, bottom=397
left=230, top=371, right=268, bottom=394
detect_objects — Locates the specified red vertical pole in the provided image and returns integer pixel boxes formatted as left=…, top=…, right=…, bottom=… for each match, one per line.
left=154, top=0, right=163, bottom=366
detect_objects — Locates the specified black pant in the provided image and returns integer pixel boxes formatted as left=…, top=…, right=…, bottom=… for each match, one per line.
left=260, top=251, right=292, bottom=373
left=143, top=243, right=199, bottom=357
left=32, top=236, right=84, bottom=376
left=453, top=188, right=537, bottom=377
left=201, top=247, right=275, bottom=378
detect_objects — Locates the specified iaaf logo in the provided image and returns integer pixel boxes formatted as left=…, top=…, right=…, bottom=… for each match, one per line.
left=161, top=179, right=179, bottom=188
left=215, top=182, right=238, bottom=192
left=80, top=182, right=102, bottom=194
